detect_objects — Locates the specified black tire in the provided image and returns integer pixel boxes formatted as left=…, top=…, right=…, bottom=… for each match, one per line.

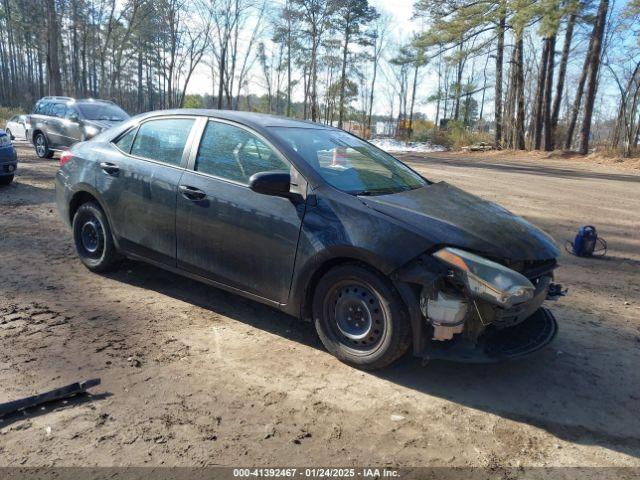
left=72, top=202, right=121, bottom=272
left=312, top=264, right=411, bottom=370
left=34, top=132, right=54, bottom=159
left=0, top=175, right=14, bottom=185
left=5, top=129, right=13, bottom=141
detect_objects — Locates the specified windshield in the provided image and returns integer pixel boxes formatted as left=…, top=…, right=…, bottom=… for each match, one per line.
left=270, top=127, right=427, bottom=195
left=77, top=103, right=128, bottom=122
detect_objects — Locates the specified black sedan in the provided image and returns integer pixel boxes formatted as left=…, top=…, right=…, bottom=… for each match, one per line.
left=55, top=110, right=561, bottom=369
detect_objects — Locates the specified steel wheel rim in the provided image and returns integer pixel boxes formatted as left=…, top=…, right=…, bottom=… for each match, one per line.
left=36, top=135, right=45, bottom=156
left=325, top=282, right=386, bottom=350
left=80, top=218, right=104, bottom=257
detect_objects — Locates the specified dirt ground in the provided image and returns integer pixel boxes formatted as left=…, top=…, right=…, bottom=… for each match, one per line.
left=1, top=144, right=639, bottom=469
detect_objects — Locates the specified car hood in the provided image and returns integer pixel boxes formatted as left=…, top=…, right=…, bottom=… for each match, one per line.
left=83, top=119, right=123, bottom=130
left=359, top=182, right=559, bottom=262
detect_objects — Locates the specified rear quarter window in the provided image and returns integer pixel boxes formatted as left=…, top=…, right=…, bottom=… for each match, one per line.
left=33, top=102, right=47, bottom=114
left=113, top=127, right=138, bottom=154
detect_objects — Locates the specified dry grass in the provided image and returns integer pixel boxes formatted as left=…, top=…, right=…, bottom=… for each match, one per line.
left=0, top=106, right=26, bottom=125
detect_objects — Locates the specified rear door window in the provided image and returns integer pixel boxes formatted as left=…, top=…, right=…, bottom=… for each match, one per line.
left=50, top=103, right=67, bottom=118
left=129, top=118, right=195, bottom=166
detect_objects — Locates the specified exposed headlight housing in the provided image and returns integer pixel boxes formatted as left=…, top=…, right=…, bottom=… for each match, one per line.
left=433, top=247, right=534, bottom=309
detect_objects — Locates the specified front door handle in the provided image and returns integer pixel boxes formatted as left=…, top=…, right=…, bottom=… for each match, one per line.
left=179, top=185, right=206, bottom=201
left=100, top=162, right=120, bottom=175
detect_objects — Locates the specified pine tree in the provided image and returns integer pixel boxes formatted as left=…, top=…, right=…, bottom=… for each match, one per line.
left=333, top=0, right=378, bottom=128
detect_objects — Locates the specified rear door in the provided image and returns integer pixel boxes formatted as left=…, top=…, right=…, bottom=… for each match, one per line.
left=46, top=103, right=67, bottom=148
left=30, top=101, right=48, bottom=127
left=176, top=119, right=306, bottom=303
left=96, top=116, right=198, bottom=266
left=30, top=101, right=53, bottom=144
left=16, top=116, right=27, bottom=138
left=7, top=116, right=22, bottom=138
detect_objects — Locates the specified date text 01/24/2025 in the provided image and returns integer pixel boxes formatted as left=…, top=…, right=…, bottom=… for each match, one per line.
left=232, top=468, right=400, bottom=478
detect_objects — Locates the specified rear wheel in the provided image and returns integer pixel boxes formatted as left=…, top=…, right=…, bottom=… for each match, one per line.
left=0, top=175, right=14, bottom=185
left=72, top=202, right=121, bottom=272
left=312, top=264, right=411, bottom=370
left=34, top=132, right=54, bottom=159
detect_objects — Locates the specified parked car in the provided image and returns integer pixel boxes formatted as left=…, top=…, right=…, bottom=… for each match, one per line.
left=0, top=129, right=17, bottom=185
left=29, top=96, right=129, bottom=159
left=55, top=110, right=561, bottom=369
left=5, top=114, right=29, bottom=141
left=463, top=142, right=494, bottom=152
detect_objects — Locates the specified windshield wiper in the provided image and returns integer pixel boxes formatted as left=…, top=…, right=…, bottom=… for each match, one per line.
left=354, top=187, right=409, bottom=196
left=354, top=190, right=375, bottom=196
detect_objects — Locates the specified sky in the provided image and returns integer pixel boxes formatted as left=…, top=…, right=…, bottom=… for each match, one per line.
left=185, top=0, right=438, bottom=118
left=172, top=0, right=635, bottom=122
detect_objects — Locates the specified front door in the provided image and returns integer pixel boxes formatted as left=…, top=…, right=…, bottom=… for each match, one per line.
left=176, top=120, right=306, bottom=303
left=60, top=106, right=83, bottom=147
left=96, top=117, right=197, bottom=266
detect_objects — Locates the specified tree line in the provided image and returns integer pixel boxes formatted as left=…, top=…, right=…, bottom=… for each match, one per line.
left=0, top=0, right=638, bottom=156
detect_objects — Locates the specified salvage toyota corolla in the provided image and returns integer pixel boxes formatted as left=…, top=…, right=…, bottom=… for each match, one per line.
left=55, top=110, right=561, bottom=369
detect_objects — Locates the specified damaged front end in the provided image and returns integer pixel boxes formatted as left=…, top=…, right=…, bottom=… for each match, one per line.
left=394, top=249, right=560, bottom=363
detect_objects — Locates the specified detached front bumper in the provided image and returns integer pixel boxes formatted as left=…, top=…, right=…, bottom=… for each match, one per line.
left=419, top=307, right=558, bottom=363
left=394, top=252, right=561, bottom=364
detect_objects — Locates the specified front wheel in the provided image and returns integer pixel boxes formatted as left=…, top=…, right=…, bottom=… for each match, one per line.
left=34, top=132, right=54, bottom=159
left=5, top=129, right=13, bottom=141
left=312, top=264, right=411, bottom=370
left=72, top=202, right=121, bottom=272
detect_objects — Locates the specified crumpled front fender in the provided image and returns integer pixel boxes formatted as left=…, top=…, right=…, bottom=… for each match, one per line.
left=390, top=255, right=450, bottom=355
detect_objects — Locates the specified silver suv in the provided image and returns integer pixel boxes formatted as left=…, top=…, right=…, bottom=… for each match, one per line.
left=29, top=96, right=129, bottom=158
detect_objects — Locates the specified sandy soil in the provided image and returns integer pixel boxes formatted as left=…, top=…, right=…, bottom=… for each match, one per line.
left=0, top=145, right=639, bottom=469
left=451, top=148, right=640, bottom=171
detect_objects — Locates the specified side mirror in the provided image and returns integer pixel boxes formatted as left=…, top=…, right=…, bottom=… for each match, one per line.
left=249, top=171, right=292, bottom=198
left=68, top=113, right=79, bottom=122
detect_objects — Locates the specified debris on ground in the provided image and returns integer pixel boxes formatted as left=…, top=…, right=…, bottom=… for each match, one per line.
left=462, top=142, right=493, bottom=152
left=0, top=379, right=101, bottom=418
left=370, top=138, right=446, bottom=153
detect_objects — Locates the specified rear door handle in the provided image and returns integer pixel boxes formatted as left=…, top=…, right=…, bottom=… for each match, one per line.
left=179, top=185, right=206, bottom=201
left=100, top=162, right=120, bottom=175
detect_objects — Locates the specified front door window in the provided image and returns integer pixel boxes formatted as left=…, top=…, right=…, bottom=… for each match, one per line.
left=194, top=121, right=289, bottom=183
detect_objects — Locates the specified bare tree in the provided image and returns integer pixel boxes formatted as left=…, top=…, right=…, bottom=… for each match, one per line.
left=366, top=13, right=389, bottom=136
left=579, top=0, right=609, bottom=154
left=45, top=0, right=62, bottom=95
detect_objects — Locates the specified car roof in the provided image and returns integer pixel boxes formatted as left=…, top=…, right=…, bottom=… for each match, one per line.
left=38, top=97, right=116, bottom=106
left=136, top=109, right=334, bottom=131
left=74, top=99, right=117, bottom=105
